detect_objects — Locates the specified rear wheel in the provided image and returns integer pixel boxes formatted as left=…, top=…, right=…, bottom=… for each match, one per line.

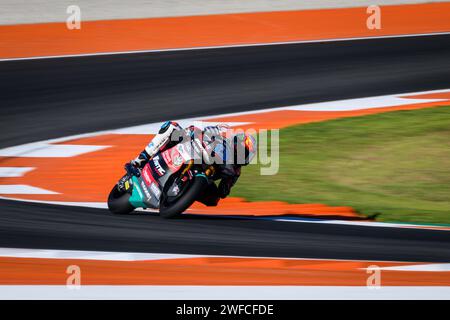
left=107, top=184, right=135, bottom=215
left=159, top=175, right=208, bottom=219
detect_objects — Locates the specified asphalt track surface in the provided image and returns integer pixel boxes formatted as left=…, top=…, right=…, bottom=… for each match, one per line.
left=1, top=34, right=450, bottom=262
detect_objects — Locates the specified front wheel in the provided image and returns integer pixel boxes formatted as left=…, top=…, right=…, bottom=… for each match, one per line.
left=107, top=184, right=135, bottom=215
left=159, top=175, right=208, bottom=219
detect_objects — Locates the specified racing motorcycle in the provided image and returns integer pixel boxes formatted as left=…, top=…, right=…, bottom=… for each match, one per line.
left=107, top=137, right=216, bottom=218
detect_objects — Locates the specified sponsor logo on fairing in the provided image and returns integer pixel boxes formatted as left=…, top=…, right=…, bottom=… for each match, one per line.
left=142, top=166, right=153, bottom=185
left=150, top=183, right=161, bottom=199
left=152, top=155, right=166, bottom=176
left=140, top=181, right=151, bottom=200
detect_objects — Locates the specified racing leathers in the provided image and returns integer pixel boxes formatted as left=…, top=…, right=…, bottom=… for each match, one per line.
left=128, top=121, right=241, bottom=206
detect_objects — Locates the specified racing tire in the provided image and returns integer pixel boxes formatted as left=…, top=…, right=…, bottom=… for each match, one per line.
left=107, top=185, right=135, bottom=215
left=159, top=175, right=208, bottom=219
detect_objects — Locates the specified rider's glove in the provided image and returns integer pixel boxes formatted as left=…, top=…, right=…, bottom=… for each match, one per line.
left=125, top=162, right=141, bottom=177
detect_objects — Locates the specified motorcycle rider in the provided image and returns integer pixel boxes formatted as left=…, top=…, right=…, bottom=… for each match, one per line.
left=120, top=121, right=257, bottom=206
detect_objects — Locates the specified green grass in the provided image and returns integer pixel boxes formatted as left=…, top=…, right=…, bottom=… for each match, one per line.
left=232, top=106, right=450, bottom=224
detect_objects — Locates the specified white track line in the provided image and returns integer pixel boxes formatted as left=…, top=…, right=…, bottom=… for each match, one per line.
left=0, top=247, right=431, bottom=264
left=0, top=167, right=34, bottom=177
left=0, top=196, right=108, bottom=208
left=288, top=96, right=447, bottom=111
left=378, top=264, right=450, bottom=272
left=1, top=286, right=450, bottom=300
left=0, top=185, right=58, bottom=195
left=197, top=88, right=450, bottom=118
left=1, top=32, right=449, bottom=62
left=0, top=248, right=203, bottom=261
left=0, top=143, right=110, bottom=158
left=271, top=218, right=450, bottom=231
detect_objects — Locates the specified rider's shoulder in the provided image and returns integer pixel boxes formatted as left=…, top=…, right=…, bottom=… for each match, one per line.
left=159, top=121, right=182, bottom=134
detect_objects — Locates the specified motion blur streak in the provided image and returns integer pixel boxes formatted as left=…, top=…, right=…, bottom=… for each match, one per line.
left=0, top=35, right=449, bottom=266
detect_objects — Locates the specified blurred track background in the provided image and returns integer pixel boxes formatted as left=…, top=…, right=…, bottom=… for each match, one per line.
left=0, top=0, right=449, bottom=298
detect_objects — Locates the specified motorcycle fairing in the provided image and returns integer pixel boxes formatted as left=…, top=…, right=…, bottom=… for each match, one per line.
left=128, top=141, right=196, bottom=210
left=128, top=176, right=148, bottom=208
